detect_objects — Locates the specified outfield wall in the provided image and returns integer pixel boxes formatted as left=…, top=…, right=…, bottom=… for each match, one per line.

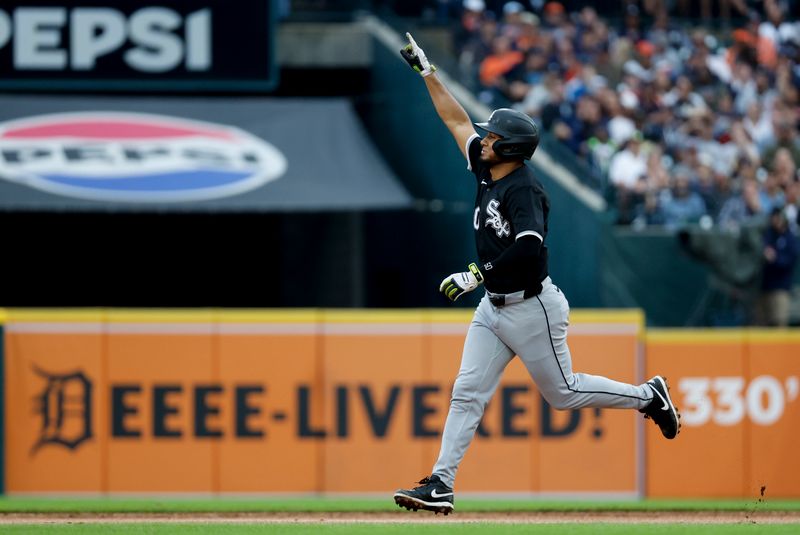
left=646, top=330, right=800, bottom=498
left=1, top=309, right=798, bottom=498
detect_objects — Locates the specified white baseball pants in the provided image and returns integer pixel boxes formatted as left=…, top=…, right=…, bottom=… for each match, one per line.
left=431, top=277, right=653, bottom=488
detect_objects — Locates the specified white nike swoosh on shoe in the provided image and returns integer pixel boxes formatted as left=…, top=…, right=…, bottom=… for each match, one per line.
left=652, top=388, right=670, bottom=411
left=430, top=489, right=453, bottom=498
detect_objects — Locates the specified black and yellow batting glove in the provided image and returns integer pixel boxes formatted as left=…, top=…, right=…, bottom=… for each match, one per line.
left=400, top=32, right=437, bottom=77
left=439, top=263, right=483, bottom=301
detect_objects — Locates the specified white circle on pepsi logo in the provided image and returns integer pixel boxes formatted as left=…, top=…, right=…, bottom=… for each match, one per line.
left=0, top=112, right=288, bottom=203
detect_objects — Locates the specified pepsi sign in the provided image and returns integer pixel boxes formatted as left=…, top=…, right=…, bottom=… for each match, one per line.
left=0, top=1, right=277, bottom=92
left=0, top=112, right=288, bottom=202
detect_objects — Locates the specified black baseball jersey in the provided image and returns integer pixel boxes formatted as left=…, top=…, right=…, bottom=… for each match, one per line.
left=467, top=134, right=549, bottom=294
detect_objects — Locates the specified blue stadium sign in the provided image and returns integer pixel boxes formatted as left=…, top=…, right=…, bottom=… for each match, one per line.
left=0, top=1, right=278, bottom=92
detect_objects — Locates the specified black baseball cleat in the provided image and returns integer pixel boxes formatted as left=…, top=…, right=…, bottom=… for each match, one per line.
left=640, top=376, right=681, bottom=439
left=393, top=474, right=455, bottom=515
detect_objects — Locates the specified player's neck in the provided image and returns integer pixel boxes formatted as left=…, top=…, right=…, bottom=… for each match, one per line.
left=489, top=160, right=524, bottom=181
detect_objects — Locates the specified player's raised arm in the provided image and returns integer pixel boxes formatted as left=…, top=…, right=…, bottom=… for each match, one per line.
left=401, top=33, right=475, bottom=158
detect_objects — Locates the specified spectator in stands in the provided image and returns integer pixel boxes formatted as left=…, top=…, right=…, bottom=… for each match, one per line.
left=514, top=67, right=557, bottom=116
left=729, top=120, right=762, bottom=168
left=539, top=76, right=573, bottom=137
left=575, top=9, right=606, bottom=62
left=646, top=146, right=672, bottom=194
left=508, top=46, right=549, bottom=99
left=719, top=177, right=764, bottom=229
left=602, top=89, right=638, bottom=147
left=619, top=3, right=643, bottom=43
left=455, top=0, right=487, bottom=52
left=479, top=34, right=524, bottom=97
left=685, top=32, right=717, bottom=87
left=662, top=75, right=708, bottom=119
left=710, top=88, right=738, bottom=141
left=639, top=80, right=665, bottom=118
left=733, top=67, right=777, bottom=116
left=513, top=12, right=542, bottom=53
left=759, top=0, right=796, bottom=67
left=785, top=179, right=800, bottom=233
left=621, top=40, right=656, bottom=87
left=609, top=134, right=649, bottom=223
left=711, top=166, right=738, bottom=217
left=727, top=28, right=759, bottom=70
left=564, top=94, right=603, bottom=154
left=763, top=116, right=800, bottom=168
left=458, top=12, right=498, bottom=88
left=743, top=101, right=775, bottom=152
left=694, top=162, right=723, bottom=217
left=587, top=125, right=617, bottom=176
left=631, top=147, right=671, bottom=228
left=757, top=207, right=799, bottom=326
left=499, top=1, right=525, bottom=33
left=541, top=2, right=567, bottom=31
left=772, top=148, right=798, bottom=187
left=660, top=171, right=708, bottom=229
left=759, top=169, right=787, bottom=214
left=633, top=191, right=667, bottom=227
left=609, top=134, right=648, bottom=191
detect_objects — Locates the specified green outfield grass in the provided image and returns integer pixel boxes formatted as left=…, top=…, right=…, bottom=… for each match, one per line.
left=2, top=497, right=798, bottom=534
left=0, top=497, right=798, bottom=513
left=1, top=525, right=800, bottom=535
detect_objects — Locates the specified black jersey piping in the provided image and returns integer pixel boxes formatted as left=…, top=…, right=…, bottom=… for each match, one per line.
left=535, top=295, right=652, bottom=402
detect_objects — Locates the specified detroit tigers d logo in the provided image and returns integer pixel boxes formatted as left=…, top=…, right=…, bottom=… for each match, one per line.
left=31, top=366, right=93, bottom=453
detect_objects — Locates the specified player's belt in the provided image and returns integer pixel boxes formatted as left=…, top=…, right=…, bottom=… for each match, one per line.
left=487, top=280, right=547, bottom=307
left=487, top=289, right=528, bottom=308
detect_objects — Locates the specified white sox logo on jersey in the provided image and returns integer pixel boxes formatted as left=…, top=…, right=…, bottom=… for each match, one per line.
left=484, top=199, right=511, bottom=238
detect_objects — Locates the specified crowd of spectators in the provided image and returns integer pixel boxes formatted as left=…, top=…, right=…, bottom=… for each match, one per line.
left=447, top=0, right=800, bottom=233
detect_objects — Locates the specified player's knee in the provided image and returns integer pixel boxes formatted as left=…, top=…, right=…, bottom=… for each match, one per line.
left=449, top=393, right=483, bottom=416
left=451, top=372, right=481, bottom=398
left=450, top=386, right=477, bottom=407
left=450, top=381, right=486, bottom=411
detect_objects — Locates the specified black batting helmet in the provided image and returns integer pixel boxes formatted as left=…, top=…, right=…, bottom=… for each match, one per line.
left=474, top=108, right=540, bottom=160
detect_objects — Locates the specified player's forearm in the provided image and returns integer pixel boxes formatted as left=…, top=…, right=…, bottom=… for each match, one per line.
left=423, top=74, right=471, bottom=130
left=481, top=236, right=541, bottom=287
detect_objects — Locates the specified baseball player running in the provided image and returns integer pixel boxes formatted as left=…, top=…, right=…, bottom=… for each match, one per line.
left=393, top=34, right=681, bottom=516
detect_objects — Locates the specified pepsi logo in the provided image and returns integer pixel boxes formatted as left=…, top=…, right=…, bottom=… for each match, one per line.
left=0, top=112, right=287, bottom=202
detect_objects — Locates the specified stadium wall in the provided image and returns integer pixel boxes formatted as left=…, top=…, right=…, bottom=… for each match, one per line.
left=1, top=309, right=798, bottom=498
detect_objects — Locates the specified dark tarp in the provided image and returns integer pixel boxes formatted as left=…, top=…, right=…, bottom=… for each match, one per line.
left=0, top=96, right=411, bottom=212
